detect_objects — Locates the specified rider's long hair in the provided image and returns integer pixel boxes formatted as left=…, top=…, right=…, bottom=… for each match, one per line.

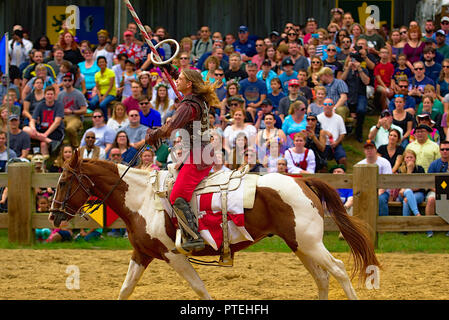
left=182, top=69, right=220, bottom=109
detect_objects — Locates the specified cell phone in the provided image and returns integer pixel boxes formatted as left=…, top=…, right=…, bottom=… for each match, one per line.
left=311, top=33, right=319, bottom=39
left=306, top=125, right=311, bottom=131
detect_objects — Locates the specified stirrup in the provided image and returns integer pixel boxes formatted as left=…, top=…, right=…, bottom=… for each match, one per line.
left=182, top=238, right=205, bottom=251
left=219, top=252, right=233, bottom=266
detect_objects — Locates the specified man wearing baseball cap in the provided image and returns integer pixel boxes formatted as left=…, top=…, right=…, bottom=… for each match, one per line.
left=233, top=25, right=257, bottom=62
left=278, top=79, right=308, bottom=121
left=113, top=29, right=144, bottom=65
left=435, top=29, right=449, bottom=58
left=357, top=139, right=393, bottom=216
left=440, top=16, right=449, bottom=45
left=278, top=58, right=298, bottom=93
left=368, top=109, right=403, bottom=148
left=406, top=124, right=440, bottom=172
left=257, top=59, right=278, bottom=94
left=254, top=99, right=282, bottom=129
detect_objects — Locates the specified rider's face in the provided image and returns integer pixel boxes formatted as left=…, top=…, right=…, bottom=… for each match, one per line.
left=175, top=73, right=191, bottom=93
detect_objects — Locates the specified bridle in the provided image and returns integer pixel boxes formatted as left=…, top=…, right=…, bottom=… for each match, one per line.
left=50, top=165, right=97, bottom=219
left=51, top=144, right=148, bottom=219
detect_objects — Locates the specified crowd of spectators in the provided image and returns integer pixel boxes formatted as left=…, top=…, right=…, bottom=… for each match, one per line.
left=2, top=8, right=449, bottom=239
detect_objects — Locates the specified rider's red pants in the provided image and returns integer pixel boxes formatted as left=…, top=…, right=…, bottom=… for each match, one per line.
left=169, top=155, right=212, bottom=205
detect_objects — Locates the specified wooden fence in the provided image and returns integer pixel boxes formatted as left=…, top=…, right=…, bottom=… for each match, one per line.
left=1, top=163, right=449, bottom=247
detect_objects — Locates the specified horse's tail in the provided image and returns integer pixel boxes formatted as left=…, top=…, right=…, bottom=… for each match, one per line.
left=303, top=177, right=381, bottom=281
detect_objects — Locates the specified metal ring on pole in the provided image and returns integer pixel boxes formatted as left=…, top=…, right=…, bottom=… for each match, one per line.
left=150, top=39, right=180, bottom=65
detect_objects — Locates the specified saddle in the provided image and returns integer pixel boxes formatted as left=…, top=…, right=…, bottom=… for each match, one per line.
left=151, top=164, right=258, bottom=266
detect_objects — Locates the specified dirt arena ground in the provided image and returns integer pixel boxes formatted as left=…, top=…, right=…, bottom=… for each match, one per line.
left=0, top=249, right=448, bottom=300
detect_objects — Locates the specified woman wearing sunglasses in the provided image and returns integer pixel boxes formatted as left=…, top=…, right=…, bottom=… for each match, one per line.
left=282, top=100, right=307, bottom=148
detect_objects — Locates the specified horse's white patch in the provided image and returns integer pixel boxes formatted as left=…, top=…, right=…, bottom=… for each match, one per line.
left=117, top=165, right=175, bottom=249
left=257, top=173, right=324, bottom=248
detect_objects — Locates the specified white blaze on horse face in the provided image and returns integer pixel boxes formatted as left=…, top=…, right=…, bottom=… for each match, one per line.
left=257, top=173, right=324, bottom=248
left=116, top=165, right=175, bottom=249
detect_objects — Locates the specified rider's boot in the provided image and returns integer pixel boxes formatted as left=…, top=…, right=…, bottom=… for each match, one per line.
left=173, top=197, right=205, bottom=251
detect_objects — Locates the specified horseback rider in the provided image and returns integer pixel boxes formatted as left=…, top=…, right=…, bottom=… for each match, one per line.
left=145, top=68, right=220, bottom=251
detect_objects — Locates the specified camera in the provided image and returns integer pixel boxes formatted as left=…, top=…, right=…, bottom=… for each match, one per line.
left=349, top=45, right=364, bottom=63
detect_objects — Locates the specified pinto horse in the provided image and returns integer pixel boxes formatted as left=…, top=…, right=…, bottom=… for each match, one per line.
left=49, top=151, right=380, bottom=300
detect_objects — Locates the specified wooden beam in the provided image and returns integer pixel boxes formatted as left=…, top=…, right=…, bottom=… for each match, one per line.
left=32, top=213, right=127, bottom=229
left=377, top=216, right=449, bottom=232
left=0, top=213, right=7, bottom=228
left=353, top=164, right=379, bottom=247
left=32, top=173, right=61, bottom=188
left=8, top=163, right=33, bottom=245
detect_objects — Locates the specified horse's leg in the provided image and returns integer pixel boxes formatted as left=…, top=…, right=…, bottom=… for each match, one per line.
left=295, top=250, right=329, bottom=300
left=118, top=251, right=153, bottom=300
left=165, top=252, right=212, bottom=300
left=300, top=243, right=358, bottom=300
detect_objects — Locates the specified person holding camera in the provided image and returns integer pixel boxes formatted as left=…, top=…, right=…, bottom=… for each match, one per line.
left=341, top=57, right=370, bottom=142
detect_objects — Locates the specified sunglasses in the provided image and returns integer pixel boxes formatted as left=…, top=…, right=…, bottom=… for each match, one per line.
left=129, top=114, right=139, bottom=117
left=93, top=115, right=103, bottom=118
left=299, top=108, right=306, bottom=111
left=395, top=94, right=404, bottom=98
left=400, top=31, right=408, bottom=34
left=327, top=48, right=337, bottom=52
left=307, top=18, right=316, bottom=22
left=256, top=44, right=264, bottom=47
left=180, top=57, right=189, bottom=60
left=323, top=103, right=333, bottom=106
left=441, top=148, right=449, bottom=151
left=443, top=65, right=449, bottom=68
left=399, top=85, right=408, bottom=88
left=442, top=21, right=449, bottom=25
left=312, top=61, right=321, bottom=64
left=230, top=103, right=240, bottom=106
left=288, top=33, right=297, bottom=36
left=307, top=118, right=317, bottom=121
left=414, top=67, right=424, bottom=70
left=63, top=78, right=72, bottom=82
left=85, top=136, right=96, bottom=139
left=139, top=102, right=149, bottom=105
left=214, top=73, right=224, bottom=76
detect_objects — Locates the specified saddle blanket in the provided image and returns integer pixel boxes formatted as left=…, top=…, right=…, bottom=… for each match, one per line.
left=157, top=172, right=256, bottom=251
left=196, top=187, right=254, bottom=251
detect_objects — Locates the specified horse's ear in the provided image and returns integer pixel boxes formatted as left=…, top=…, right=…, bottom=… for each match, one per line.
left=69, top=149, right=80, bottom=168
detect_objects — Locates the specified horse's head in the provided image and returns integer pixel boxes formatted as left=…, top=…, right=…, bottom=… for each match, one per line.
left=49, top=150, right=95, bottom=227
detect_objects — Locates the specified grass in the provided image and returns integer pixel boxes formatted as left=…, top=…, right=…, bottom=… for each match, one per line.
left=1, top=229, right=448, bottom=254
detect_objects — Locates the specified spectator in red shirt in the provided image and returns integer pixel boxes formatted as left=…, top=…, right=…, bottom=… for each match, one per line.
left=122, top=80, right=142, bottom=114
left=374, top=47, right=395, bottom=110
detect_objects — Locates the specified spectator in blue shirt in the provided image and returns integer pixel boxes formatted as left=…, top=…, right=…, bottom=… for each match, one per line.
left=423, top=46, right=442, bottom=84
left=425, top=140, right=449, bottom=237
left=138, top=95, right=161, bottom=128
left=233, top=26, right=257, bottom=62
left=408, top=60, right=435, bottom=105
left=278, top=58, right=298, bottom=93
left=257, top=59, right=278, bottom=94
left=239, top=62, right=267, bottom=122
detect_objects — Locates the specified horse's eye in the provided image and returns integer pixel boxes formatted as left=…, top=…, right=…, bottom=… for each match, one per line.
left=59, top=181, right=66, bottom=187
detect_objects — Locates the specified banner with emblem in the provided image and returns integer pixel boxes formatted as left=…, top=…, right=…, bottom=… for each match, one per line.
left=46, top=6, right=105, bottom=45
left=335, top=0, right=394, bottom=29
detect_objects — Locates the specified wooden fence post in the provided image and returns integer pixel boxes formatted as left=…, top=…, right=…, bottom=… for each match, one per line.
left=353, top=164, right=378, bottom=248
left=8, top=162, right=33, bottom=245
